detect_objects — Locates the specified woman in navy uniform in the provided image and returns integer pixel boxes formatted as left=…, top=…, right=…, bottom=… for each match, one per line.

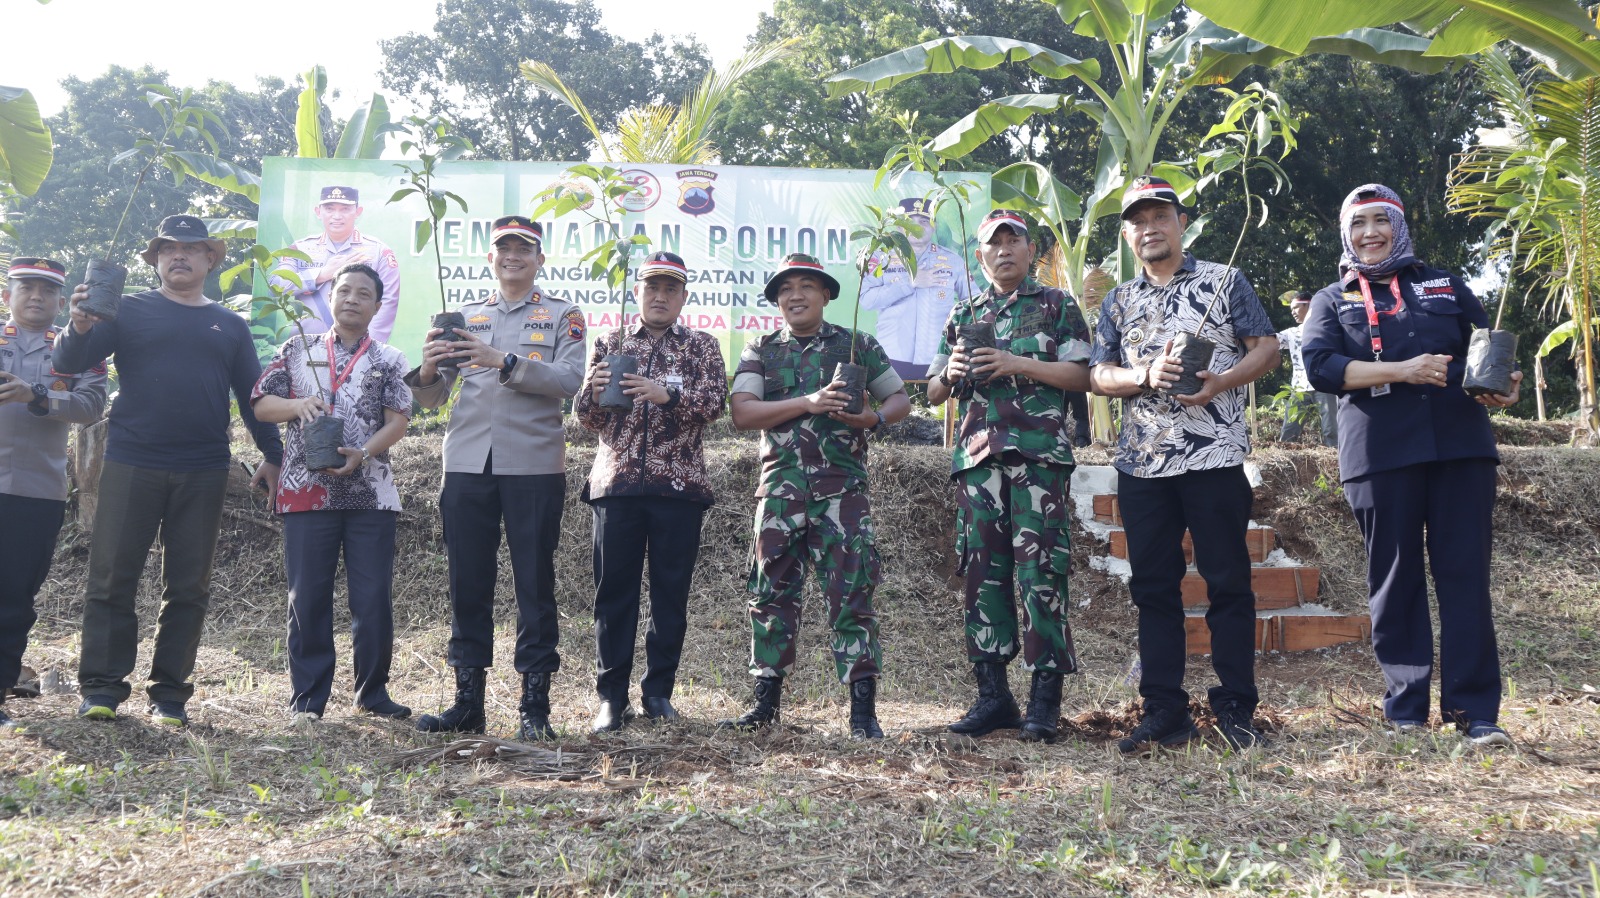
left=1302, top=183, right=1521, bottom=746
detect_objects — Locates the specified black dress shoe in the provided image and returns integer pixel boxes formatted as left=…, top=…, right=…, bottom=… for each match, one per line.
left=591, top=700, right=637, bottom=733
left=640, top=696, right=680, bottom=722
left=358, top=695, right=413, bottom=720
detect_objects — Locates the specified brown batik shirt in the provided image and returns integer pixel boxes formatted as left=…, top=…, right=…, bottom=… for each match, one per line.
left=576, top=322, right=727, bottom=506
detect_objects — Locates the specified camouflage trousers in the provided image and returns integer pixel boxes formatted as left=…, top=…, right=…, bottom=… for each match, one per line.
left=955, top=453, right=1078, bottom=672
left=746, top=489, right=882, bottom=684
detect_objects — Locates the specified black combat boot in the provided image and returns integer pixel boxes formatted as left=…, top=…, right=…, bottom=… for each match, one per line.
left=947, top=662, right=1022, bottom=736
left=848, top=678, right=884, bottom=740
left=416, top=667, right=487, bottom=734
left=717, top=676, right=782, bottom=730
left=517, top=671, right=555, bottom=741
left=1018, top=670, right=1063, bottom=743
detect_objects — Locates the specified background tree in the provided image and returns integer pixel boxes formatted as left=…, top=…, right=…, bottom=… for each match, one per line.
left=380, top=0, right=710, bottom=161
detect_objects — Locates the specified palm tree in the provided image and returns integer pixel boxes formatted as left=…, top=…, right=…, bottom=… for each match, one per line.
left=519, top=40, right=795, bottom=165
left=1447, top=47, right=1600, bottom=443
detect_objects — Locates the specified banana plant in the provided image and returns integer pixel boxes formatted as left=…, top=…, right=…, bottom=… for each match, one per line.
left=1187, top=0, right=1600, bottom=81
left=0, top=86, right=53, bottom=211
left=826, top=0, right=1463, bottom=305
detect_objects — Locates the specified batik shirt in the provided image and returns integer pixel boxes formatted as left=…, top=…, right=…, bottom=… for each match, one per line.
left=253, top=333, right=411, bottom=513
left=928, top=279, right=1092, bottom=475
left=576, top=323, right=727, bottom=506
left=1091, top=253, right=1275, bottom=478
left=731, top=322, right=903, bottom=500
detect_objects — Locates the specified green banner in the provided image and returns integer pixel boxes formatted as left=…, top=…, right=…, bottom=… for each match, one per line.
left=258, top=158, right=992, bottom=378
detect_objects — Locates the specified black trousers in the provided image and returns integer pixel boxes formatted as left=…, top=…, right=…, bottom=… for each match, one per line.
left=79, top=460, right=230, bottom=705
left=440, top=469, right=565, bottom=673
left=1344, top=458, right=1500, bottom=725
left=0, top=493, right=66, bottom=694
left=1119, top=465, right=1259, bottom=715
left=590, top=496, right=705, bottom=701
left=284, top=509, right=398, bottom=714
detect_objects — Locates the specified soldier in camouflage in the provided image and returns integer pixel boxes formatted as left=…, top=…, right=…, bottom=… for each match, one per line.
left=926, top=210, right=1093, bottom=743
left=720, top=252, right=910, bottom=739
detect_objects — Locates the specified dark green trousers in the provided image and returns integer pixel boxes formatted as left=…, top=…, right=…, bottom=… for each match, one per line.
left=77, top=460, right=230, bottom=705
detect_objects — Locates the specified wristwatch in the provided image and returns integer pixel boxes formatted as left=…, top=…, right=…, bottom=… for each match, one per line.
left=1135, top=365, right=1152, bottom=390
left=869, top=410, right=886, bottom=433
left=938, top=370, right=955, bottom=387
left=28, top=382, right=48, bottom=413
left=663, top=385, right=682, bottom=408
left=501, top=352, right=518, bottom=374
left=30, top=383, right=48, bottom=402
left=359, top=446, right=371, bottom=465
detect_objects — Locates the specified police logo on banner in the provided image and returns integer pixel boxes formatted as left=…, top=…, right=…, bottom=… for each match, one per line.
left=676, top=169, right=718, bottom=217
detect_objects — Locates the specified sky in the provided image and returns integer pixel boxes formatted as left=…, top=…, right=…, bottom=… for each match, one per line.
left=2, top=0, right=773, bottom=118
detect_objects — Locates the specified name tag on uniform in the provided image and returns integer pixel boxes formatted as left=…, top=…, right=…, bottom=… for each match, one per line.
left=665, top=374, right=684, bottom=390
left=1371, top=383, right=1391, bottom=397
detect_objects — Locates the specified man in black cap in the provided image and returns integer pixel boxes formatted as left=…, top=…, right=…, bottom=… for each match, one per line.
left=405, top=215, right=585, bottom=740
left=56, top=215, right=283, bottom=727
left=1090, top=176, right=1278, bottom=753
left=575, top=251, right=726, bottom=731
left=271, top=186, right=402, bottom=342
left=0, top=258, right=108, bottom=728
left=858, top=197, right=974, bottom=380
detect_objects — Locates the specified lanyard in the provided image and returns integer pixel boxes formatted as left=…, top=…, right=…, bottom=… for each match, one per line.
left=323, top=332, right=372, bottom=411
left=1357, top=274, right=1404, bottom=361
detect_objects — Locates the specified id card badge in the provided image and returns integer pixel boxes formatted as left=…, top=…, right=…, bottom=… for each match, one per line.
left=1371, top=383, right=1391, bottom=397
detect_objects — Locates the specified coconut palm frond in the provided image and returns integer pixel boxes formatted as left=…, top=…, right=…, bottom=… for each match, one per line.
left=676, top=39, right=797, bottom=163
left=616, top=105, right=687, bottom=164
left=519, top=61, right=610, bottom=160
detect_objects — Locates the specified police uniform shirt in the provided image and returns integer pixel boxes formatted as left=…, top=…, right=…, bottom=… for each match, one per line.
left=1301, top=263, right=1498, bottom=482
left=270, top=230, right=402, bottom=343
left=404, top=286, right=586, bottom=476
left=858, top=243, right=974, bottom=365
left=0, top=321, right=108, bottom=501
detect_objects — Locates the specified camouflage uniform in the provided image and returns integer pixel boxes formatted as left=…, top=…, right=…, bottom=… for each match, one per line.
left=928, top=278, right=1091, bottom=672
left=731, top=323, right=904, bottom=683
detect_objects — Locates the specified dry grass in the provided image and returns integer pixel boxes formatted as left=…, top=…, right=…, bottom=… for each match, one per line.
left=3, top=423, right=1599, bottom=897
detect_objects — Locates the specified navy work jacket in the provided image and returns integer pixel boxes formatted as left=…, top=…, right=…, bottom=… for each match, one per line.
left=1302, top=262, right=1499, bottom=481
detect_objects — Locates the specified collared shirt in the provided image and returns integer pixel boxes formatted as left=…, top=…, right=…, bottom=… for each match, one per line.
left=575, top=322, right=727, bottom=506
left=1091, top=253, right=1275, bottom=478
left=731, top=322, right=904, bottom=500
left=1278, top=324, right=1313, bottom=392
left=0, top=320, right=108, bottom=501
left=1302, top=262, right=1497, bottom=481
left=858, top=243, right=975, bottom=365
left=404, top=284, right=585, bottom=476
left=252, top=333, right=412, bottom=513
left=269, top=230, right=402, bottom=343
left=928, top=278, right=1092, bottom=474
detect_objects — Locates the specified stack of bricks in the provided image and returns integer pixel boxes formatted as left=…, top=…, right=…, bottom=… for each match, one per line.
left=1087, top=490, right=1371, bottom=655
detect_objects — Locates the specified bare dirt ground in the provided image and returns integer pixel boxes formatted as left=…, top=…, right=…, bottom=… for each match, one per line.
left=2, top=415, right=1597, bottom=897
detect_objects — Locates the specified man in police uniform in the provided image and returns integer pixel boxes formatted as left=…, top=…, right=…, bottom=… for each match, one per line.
left=271, top=186, right=402, bottom=342
left=858, top=197, right=974, bottom=380
left=0, top=258, right=107, bottom=728
left=721, top=252, right=910, bottom=739
left=405, top=215, right=585, bottom=741
left=927, top=210, right=1093, bottom=744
